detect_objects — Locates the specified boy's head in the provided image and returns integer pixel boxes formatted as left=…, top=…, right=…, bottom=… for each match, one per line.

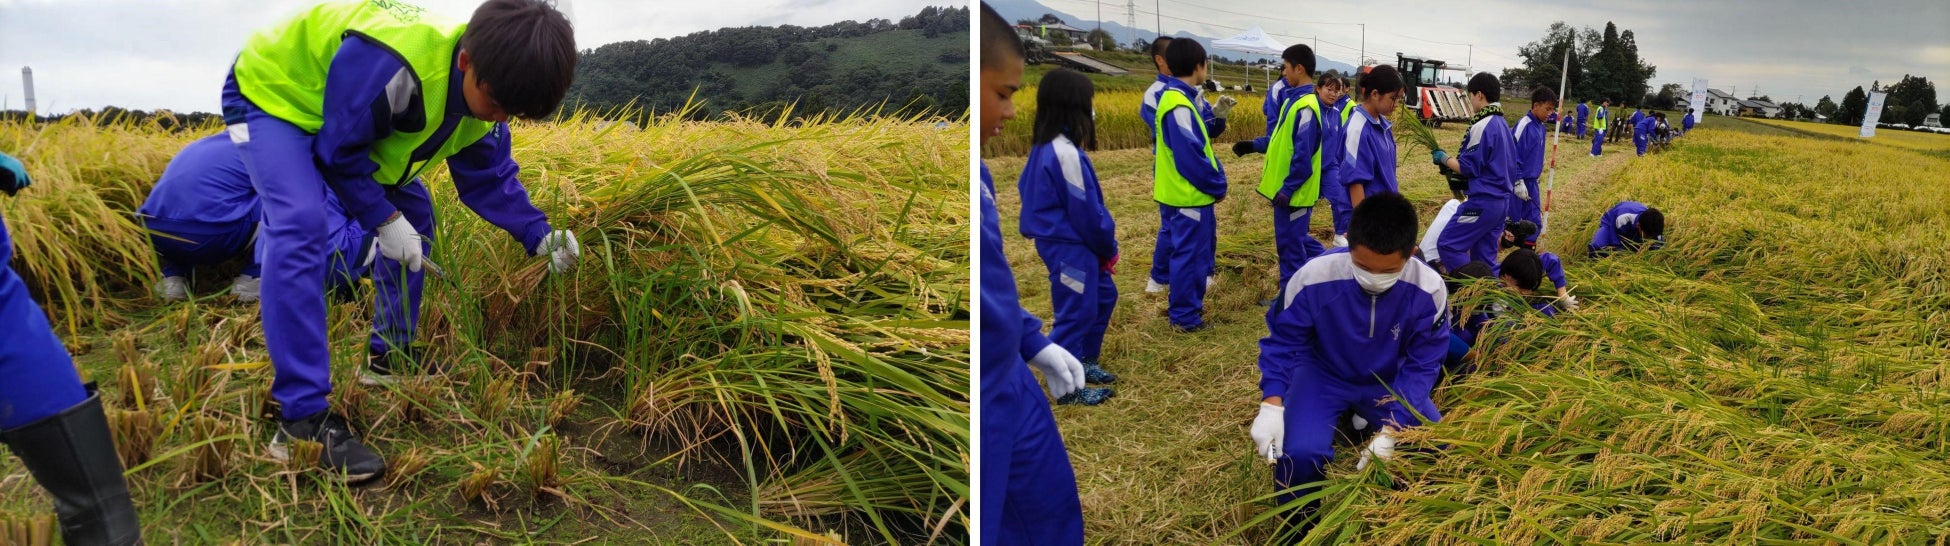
left=1165, top=38, right=1207, bottom=82
left=1465, top=72, right=1499, bottom=109
left=979, top=3, right=1025, bottom=147
left=1501, top=220, right=1538, bottom=250
left=1033, top=68, right=1096, bottom=149
left=1151, top=37, right=1175, bottom=75
left=1346, top=192, right=1418, bottom=288
left=1529, top=86, right=1558, bottom=118
left=1446, top=261, right=1495, bottom=294
left=458, top=0, right=577, bottom=122
left=1687, top=108, right=1695, bottom=115
left=1359, top=65, right=1405, bottom=113
left=1499, top=249, right=1544, bottom=292
left=1280, top=44, right=1315, bottom=87
left=1627, top=207, right=1665, bottom=246
left=1318, top=73, right=1346, bottom=104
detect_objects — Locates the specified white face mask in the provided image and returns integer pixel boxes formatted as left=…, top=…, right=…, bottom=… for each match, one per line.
left=1353, top=267, right=1402, bottom=295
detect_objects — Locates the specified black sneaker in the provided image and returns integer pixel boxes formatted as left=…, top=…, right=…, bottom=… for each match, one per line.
left=1080, top=359, right=1118, bottom=384
left=268, top=411, right=386, bottom=484
left=360, top=346, right=441, bottom=387
left=1056, top=387, right=1116, bottom=406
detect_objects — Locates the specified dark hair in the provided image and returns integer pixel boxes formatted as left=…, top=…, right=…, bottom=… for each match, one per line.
left=1465, top=72, right=1499, bottom=103
left=1687, top=108, right=1695, bottom=114
left=1150, top=36, right=1175, bottom=59
left=1164, top=38, right=1205, bottom=77
left=1530, top=86, right=1558, bottom=106
left=1282, top=44, right=1315, bottom=77
left=463, top=0, right=577, bottom=120
left=1500, top=249, right=1544, bottom=291
left=1347, top=192, right=1418, bottom=257
left=981, top=3, right=1024, bottom=69
left=1319, top=73, right=1346, bottom=90
left=1360, top=65, right=1405, bottom=100
left=1033, top=69, right=1096, bottom=149
left=1502, top=220, right=1537, bottom=249
left=1446, top=261, right=1494, bottom=293
left=1638, top=208, right=1665, bottom=239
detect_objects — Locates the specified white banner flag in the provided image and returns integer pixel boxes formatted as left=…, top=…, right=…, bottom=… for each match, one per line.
left=1861, top=91, right=1888, bottom=137
left=1689, top=78, right=1709, bottom=125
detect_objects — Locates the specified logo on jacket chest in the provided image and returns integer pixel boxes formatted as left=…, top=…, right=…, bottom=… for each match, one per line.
left=1391, top=323, right=1401, bottom=341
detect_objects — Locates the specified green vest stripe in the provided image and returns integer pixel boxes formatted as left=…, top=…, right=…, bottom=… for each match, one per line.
left=1257, top=91, right=1323, bottom=207
left=1151, top=89, right=1221, bottom=207
left=233, top=0, right=495, bottom=187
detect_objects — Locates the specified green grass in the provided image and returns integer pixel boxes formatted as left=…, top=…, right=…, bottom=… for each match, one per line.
left=0, top=105, right=970, bottom=544
left=986, top=113, right=1950, bottom=542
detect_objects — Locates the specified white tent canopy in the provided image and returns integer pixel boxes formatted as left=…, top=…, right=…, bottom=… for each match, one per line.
left=1212, top=26, right=1287, bottom=91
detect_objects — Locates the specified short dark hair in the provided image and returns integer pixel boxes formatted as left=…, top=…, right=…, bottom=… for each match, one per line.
left=1530, top=86, right=1558, bottom=106
left=981, top=3, right=1024, bottom=70
left=1360, top=65, right=1405, bottom=100
left=1446, top=261, right=1494, bottom=293
left=1347, top=192, right=1418, bottom=257
left=1500, top=249, right=1544, bottom=291
left=1151, top=37, right=1175, bottom=58
left=1465, top=72, right=1499, bottom=103
left=1319, top=73, right=1346, bottom=90
left=1638, top=208, right=1665, bottom=239
left=1282, top=44, right=1315, bottom=77
left=1502, top=220, right=1537, bottom=249
left=1033, top=69, right=1096, bottom=149
left=463, top=0, right=577, bottom=120
left=1687, top=108, right=1695, bottom=113
left=1164, top=38, right=1205, bottom=77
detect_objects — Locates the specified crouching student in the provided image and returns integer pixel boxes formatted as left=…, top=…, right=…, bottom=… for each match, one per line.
left=1248, top=193, right=1448, bottom=534
left=1588, top=201, right=1666, bottom=257
left=140, top=133, right=373, bottom=302
left=1442, top=250, right=1556, bottom=376
left=1634, top=109, right=1657, bottom=156
left=1499, top=221, right=1574, bottom=309
left=1019, top=68, right=1120, bottom=405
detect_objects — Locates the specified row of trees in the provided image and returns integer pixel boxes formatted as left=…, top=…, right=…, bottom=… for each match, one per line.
left=1, top=108, right=219, bottom=131
left=1504, top=22, right=1657, bottom=107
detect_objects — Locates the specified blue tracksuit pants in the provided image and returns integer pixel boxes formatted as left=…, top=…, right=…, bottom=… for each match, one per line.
left=1036, top=241, right=1118, bottom=361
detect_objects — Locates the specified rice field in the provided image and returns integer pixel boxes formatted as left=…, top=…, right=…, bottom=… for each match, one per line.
left=981, top=89, right=1271, bottom=156
left=0, top=106, right=969, bottom=543
left=986, top=112, right=1950, bottom=543
left=1746, top=117, right=1950, bottom=154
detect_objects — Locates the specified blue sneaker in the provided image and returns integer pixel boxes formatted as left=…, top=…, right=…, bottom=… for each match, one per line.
left=1081, top=360, right=1118, bottom=385
left=1057, top=387, right=1116, bottom=406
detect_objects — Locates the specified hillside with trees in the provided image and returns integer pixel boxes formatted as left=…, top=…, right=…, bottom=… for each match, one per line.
left=567, top=6, right=968, bottom=121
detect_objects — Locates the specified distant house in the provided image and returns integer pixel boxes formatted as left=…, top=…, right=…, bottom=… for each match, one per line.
left=1016, top=22, right=1089, bottom=45
left=1706, top=89, right=1741, bottom=116
left=1737, top=99, right=1782, bottom=118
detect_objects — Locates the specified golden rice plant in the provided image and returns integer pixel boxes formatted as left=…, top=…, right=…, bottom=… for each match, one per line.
left=982, top=87, right=1267, bottom=155
left=0, top=513, right=55, bottom=546
left=106, top=407, right=157, bottom=468
left=184, top=415, right=234, bottom=482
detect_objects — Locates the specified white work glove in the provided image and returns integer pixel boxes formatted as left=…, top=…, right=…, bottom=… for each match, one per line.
left=1027, top=344, right=1085, bottom=399
left=1561, top=294, right=1579, bottom=311
left=1515, top=182, right=1531, bottom=201
left=1213, top=95, right=1238, bottom=119
left=537, top=229, right=581, bottom=274
left=1354, top=429, right=1398, bottom=470
left=370, top=214, right=440, bottom=275
left=1249, top=402, right=1286, bottom=462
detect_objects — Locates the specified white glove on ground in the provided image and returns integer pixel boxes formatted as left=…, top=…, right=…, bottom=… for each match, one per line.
left=1250, top=403, right=1286, bottom=462
left=538, top=229, right=581, bottom=274
left=372, top=214, right=432, bottom=273
left=1027, top=344, right=1085, bottom=399
left=1355, top=430, right=1398, bottom=470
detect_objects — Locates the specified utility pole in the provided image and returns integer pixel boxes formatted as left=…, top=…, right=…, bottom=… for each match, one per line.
left=1359, top=24, right=1365, bottom=67
left=1155, top=0, right=1161, bottom=39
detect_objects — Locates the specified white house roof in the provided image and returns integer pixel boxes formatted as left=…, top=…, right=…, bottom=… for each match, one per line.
left=1707, top=89, right=1738, bottom=100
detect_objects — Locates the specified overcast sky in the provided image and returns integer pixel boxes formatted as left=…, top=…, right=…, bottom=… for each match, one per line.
left=1025, top=0, right=1947, bottom=107
left=0, top=0, right=961, bottom=114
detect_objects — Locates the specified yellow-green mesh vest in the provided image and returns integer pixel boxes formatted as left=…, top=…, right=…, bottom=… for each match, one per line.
left=1151, top=89, right=1221, bottom=207
left=1594, top=106, right=1608, bottom=130
left=1257, top=91, right=1323, bottom=207
left=233, top=0, right=495, bottom=187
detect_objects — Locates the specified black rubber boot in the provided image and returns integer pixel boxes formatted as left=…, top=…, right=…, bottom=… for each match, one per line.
left=0, top=386, right=143, bottom=545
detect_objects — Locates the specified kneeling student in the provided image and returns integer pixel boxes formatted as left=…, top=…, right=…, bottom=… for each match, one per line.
left=1249, top=192, right=1448, bottom=532
left=1588, top=201, right=1666, bottom=257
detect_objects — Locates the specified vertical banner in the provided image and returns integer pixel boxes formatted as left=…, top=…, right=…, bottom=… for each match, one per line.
left=1689, top=78, right=1709, bottom=125
left=1861, top=92, right=1888, bottom=137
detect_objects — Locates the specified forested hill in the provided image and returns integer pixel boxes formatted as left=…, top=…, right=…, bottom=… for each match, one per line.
left=566, top=6, right=969, bottom=120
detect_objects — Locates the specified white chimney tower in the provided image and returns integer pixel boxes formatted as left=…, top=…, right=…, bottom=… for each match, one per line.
left=21, top=67, right=36, bottom=116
